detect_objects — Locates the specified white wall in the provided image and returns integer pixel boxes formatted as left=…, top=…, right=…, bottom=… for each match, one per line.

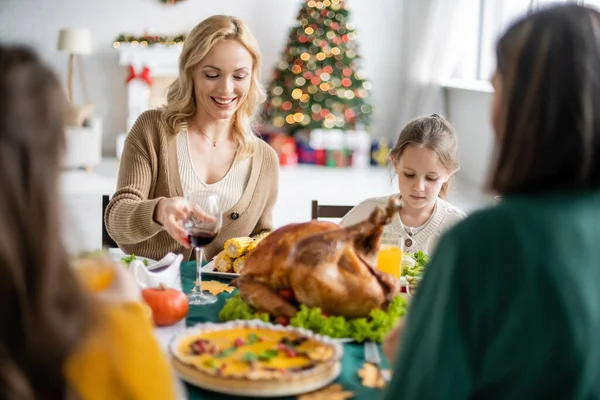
left=0, top=0, right=496, bottom=198
left=0, top=0, right=406, bottom=155
left=444, top=86, right=495, bottom=190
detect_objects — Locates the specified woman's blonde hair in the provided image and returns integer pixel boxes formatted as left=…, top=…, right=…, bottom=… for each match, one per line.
left=161, top=15, right=266, bottom=158
left=389, top=114, right=459, bottom=199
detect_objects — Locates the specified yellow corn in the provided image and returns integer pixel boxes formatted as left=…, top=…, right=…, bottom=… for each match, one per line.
left=247, top=240, right=259, bottom=252
left=224, top=236, right=254, bottom=258
left=247, top=232, right=269, bottom=253
left=233, top=255, right=247, bottom=274
left=254, top=232, right=270, bottom=243
left=214, top=251, right=234, bottom=273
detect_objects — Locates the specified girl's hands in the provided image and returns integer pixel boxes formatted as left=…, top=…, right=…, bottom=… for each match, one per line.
left=154, top=197, right=215, bottom=248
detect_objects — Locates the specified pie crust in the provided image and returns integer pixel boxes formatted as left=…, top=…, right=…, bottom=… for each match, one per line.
left=169, top=320, right=343, bottom=397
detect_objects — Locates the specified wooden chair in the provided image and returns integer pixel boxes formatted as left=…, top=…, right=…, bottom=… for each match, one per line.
left=311, top=200, right=354, bottom=220
left=102, top=195, right=118, bottom=249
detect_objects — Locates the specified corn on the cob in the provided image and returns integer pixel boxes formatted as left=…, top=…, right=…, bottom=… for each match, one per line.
left=233, top=255, right=247, bottom=274
left=247, top=240, right=259, bottom=252
left=247, top=232, right=269, bottom=253
left=253, top=232, right=270, bottom=243
left=214, top=251, right=234, bottom=273
left=224, top=236, right=254, bottom=258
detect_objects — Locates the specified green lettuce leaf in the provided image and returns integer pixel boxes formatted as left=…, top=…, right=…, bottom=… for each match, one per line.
left=218, top=293, right=269, bottom=322
left=219, top=293, right=408, bottom=343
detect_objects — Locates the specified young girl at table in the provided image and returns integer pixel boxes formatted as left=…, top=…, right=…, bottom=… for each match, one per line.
left=0, top=46, right=177, bottom=399
left=340, top=114, right=466, bottom=255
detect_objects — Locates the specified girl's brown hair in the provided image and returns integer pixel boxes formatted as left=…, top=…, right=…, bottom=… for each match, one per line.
left=491, top=5, right=600, bottom=194
left=389, top=114, right=459, bottom=199
left=0, top=46, right=92, bottom=399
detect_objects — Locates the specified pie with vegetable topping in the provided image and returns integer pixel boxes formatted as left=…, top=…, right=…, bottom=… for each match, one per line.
left=169, top=320, right=343, bottom=397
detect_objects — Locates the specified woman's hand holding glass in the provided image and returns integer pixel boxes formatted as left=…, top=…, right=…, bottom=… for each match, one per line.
left=154, top=197, right=215, bottom=248
left=183, top=191, right=222, bottom=305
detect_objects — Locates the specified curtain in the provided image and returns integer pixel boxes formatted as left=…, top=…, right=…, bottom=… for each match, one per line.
left=395, top=0, right=479, bottom=129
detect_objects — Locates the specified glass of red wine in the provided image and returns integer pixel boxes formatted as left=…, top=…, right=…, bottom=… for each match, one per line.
left=183, top=191, right=222, bottom=305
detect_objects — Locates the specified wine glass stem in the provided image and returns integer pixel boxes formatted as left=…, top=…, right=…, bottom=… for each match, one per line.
left=195, top=246, right=204, bottom=292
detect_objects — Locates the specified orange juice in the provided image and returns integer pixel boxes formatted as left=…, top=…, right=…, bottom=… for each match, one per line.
left=74, top=258, right=116, bottom=293
left=376, top=244, right=403, bottom=278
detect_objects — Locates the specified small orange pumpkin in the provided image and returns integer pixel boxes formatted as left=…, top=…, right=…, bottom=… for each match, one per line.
left=141, top=283, right=189, bottom=326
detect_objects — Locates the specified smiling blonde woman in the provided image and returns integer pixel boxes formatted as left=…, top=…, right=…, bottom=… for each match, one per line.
left=106, top=15, right=279, bottom=261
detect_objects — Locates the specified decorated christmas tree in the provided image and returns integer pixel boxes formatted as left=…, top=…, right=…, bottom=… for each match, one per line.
left=263, top=0, right=373, bottom=134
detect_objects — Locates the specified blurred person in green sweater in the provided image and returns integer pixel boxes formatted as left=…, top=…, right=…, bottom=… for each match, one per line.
left=384, top=4, right=600, bottom=399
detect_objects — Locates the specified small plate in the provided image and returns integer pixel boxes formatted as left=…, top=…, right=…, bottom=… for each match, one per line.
left=201, top=260, right=240, bottom=279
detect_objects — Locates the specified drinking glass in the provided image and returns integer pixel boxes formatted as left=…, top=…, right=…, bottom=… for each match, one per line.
left=183, top=191, right=222, bottom=305
left=73, top=256, right=116, bottom=293
left=375, top=232, right=404, bottom=279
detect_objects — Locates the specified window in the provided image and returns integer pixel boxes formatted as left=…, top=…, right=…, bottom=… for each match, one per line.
left=454, top=0, right=587, bottom=82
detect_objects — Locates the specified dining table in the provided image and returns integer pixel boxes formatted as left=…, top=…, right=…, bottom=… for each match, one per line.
left=156, top=260, right=392, bottom=400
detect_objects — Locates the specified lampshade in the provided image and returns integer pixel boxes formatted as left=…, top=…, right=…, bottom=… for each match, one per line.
left=57, top=28, right=92, bottom=54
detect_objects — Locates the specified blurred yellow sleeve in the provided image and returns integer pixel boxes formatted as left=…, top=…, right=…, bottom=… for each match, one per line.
left=66, top=301, right=177, bottom=400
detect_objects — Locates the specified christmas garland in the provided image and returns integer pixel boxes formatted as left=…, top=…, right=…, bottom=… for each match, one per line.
left=161, top=0, right=186, bottom=3
left=112, top=33, right=186, bottom=47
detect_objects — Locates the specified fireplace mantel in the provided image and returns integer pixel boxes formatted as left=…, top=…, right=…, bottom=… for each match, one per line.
left=117, top=44, right=183, bottom=131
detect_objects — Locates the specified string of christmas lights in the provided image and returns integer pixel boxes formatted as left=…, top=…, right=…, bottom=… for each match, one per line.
left=112, top=34, right=186, bottom=48
left=264, top=0, right=373, bottom=132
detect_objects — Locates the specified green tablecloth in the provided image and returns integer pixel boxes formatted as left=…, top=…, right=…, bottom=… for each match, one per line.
left=179, top=261, right=389, bottom=400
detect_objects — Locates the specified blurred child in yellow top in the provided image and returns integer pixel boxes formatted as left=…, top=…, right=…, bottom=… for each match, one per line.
left=66, top=264, right=178, bottom=400
left=0, top=45, right=177, bottom=399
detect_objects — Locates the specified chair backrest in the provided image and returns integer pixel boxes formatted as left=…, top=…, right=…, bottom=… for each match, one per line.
left=311, top=200, right=354, bottom=220
left=102, top=195, right=118, bottom=249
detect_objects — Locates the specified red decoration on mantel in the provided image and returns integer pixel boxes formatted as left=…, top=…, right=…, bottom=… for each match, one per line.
left=126, top=65, right=153, bottom=86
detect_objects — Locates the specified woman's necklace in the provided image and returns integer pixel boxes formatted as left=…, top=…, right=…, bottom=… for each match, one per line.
left=197, top=128, right=229, bottom=147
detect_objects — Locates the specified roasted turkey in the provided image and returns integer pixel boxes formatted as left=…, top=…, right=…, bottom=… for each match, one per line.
left=231, top=196, right=402, bottom=318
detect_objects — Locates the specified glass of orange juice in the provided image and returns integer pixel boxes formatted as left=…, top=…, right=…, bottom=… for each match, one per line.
left=73, top=256, right=116, bottom=293
left=376, top=233, right=404, bottom=279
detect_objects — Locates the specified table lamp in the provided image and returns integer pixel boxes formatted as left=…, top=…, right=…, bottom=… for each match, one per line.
left=57, top=28, right=92, bottom=104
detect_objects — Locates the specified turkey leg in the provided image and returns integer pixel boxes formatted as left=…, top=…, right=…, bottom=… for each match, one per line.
left=294, top=195, right=403, bottom=264
left=351, top=195, right=403, bottom=261
left=354, top=252, right=401, bottom=306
